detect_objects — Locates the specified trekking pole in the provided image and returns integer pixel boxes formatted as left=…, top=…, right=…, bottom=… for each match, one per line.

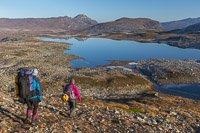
left=62, top=99, right=65, bottom=111
left=62, top=99, right=70, bottom=112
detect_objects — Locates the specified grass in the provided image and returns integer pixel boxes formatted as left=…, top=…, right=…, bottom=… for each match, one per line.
left=74, top=74, right=150, bottom=88
left=141, top=88, right=157, bottom=94
left=126, top=108, right=145, bottom=113
left=81, top=97, right=145, bottom=113
left=113, top=105, right=145, bottom=113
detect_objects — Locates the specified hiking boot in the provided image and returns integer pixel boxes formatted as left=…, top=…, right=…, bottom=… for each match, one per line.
left=70, top=108, right=78, bottom=117
left=70, top=111, right=76, bottom=118
left=32, top=119, right=39, bottom=126
left=24, top=115, right=31, bottom=124
left=70, top=113, right=74, bottom=118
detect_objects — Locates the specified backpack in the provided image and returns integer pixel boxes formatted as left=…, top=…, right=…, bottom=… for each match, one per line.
left=16, top=69, right=37, bottom=101
left=64, top=84, right=75, bottom=100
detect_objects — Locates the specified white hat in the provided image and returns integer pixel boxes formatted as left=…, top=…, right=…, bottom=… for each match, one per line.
left=32, top=69, right=38, bottom=75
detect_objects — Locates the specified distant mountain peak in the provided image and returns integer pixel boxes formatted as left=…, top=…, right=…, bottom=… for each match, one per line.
left=73, top=14, right=98, bottom=25
left=74, top=14, right=89, bottom=19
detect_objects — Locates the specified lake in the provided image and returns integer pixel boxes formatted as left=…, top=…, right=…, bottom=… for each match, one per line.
left=41, top=37, right=200, bottom=100
left=41, top=37, right=200, bottom=68
left=153, top=84, right=200, bottom=100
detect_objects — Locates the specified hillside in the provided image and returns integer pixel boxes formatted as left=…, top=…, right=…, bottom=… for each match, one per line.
left=0, top=14, right=98, bottom=36
left=154, top=23, right=200, bottom=49
left=169, top=23, right=200, bottom=34
left=161, top=17, right=200, bottom=31
left=1, top=89, right=200, bottom=133
left=83, top=17, right=164, bottom=35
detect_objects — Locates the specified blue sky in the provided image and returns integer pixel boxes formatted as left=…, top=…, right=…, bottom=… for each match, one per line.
left=0, top=0, right=199, bottom=23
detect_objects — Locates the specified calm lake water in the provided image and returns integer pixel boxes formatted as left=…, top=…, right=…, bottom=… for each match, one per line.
left=41, top=37, right=200, bottom=68
left=153, top=84, right=200, bottom=100
left=41, top=37, right=200, bottom=100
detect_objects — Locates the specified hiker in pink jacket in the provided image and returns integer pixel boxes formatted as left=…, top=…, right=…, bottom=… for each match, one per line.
left=64, top=78, right=81, bottom=117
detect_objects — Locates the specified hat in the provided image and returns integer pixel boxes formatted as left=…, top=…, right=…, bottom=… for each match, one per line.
left=32, top=69, right=38, bottom=76
left=70, top=78, right=75, bottom=83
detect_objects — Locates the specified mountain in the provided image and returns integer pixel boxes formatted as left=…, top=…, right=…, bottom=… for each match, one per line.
left=155, top=23, right=200, bottom=49
left=161, top=17, right=200, bottom=31
left=0, top=14, right=98, bottom=34
left=169, top=23, right=200, bottom=34
left=83, top=17, right=164, bottom=35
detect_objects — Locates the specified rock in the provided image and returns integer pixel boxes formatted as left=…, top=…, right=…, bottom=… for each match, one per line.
left=106, top=107, right=109, bottom=111
left=0, top=120, right=8, bottom=126
left=0, top=127, right=7, bottom=133
left=114, top=109, right=120, bottom=114
left=0, top=92, right=14, bottom=104
left=170, top=111, right=177, bottom=116
left=0, top=37, right=19, bottom=42
left=63, top=127, right=70, bottom=133
left=40, top=123, right=44, bottom=128
left=76, top=130, right=82, bottom=133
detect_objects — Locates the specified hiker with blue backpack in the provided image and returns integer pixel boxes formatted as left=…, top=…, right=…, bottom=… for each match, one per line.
left=15, top=68, right=42, bottom=124
left=63, top=78, right=81, bottom=117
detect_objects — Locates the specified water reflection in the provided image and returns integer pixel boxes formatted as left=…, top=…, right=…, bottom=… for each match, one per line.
left=74, top=38, right=88, bottom=41
left=41, top=37, right=200, bottom=68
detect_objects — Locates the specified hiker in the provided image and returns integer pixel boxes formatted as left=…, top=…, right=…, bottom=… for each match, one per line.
left=24, top=68, right=42, bottom=124
left=63, top=78, right=81, bottom=117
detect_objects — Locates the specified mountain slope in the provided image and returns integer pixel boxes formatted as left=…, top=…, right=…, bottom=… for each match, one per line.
left=161, top=17, right=200, bottom=31
left=1, top=87, right=200, bottom=132
left=0, top=14, right=98, bottom=34
left=83, top=17, right=164, bottom=34
left=169, top=23, right=200, bottom=34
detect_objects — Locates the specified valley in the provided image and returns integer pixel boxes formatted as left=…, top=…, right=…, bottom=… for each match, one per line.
left=0, top=15, right=200, bottom=132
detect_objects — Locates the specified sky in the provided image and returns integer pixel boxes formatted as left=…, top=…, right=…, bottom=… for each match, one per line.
left=0, top=0, right=200, bottom=23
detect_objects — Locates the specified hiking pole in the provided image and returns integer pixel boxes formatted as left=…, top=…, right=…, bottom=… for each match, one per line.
left=62, top=99, right=70, bottom=112
left=62, top=99, right=66, bottom=111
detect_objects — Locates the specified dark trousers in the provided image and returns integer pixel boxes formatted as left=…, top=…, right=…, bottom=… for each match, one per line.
left=68, top=99, right=76, bottom=117
left=26, top=98, right=39, bottom=119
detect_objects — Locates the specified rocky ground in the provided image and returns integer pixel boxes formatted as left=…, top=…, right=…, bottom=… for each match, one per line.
left=0, top=36, right=200, bottom=132
left=1, top=87, right=200, bottom=132
left=137, top=59, right=200, bottom=84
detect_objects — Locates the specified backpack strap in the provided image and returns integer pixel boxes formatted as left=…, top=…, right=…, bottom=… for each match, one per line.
left=29, top=76, right=41, bottom=100
left=33, top=76, right=37, bottom=92
left=70, top=84, right=75, bottom=93
left=71, top=85, right=76, bottom=98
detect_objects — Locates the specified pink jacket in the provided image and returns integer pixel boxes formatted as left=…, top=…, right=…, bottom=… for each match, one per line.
left=70, top=83, right=81, bottom=102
